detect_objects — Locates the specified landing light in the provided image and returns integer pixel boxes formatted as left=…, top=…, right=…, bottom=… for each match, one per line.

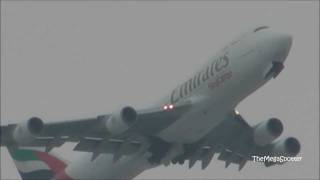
left=235, top=110, right=240, bottom=115
left=163, top=104, right=174, bottom=110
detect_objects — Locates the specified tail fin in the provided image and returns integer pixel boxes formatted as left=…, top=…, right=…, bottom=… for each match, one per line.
left=7, top=147, right=68, bottom=180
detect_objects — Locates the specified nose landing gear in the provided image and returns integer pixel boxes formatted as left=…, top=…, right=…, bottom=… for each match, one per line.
left=265, top=61, right=284, bottom=79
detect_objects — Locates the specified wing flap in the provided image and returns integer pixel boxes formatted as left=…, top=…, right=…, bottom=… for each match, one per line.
left=73, top=138, right=141, bottom=156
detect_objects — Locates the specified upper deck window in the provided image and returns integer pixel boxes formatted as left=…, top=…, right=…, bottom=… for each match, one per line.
left=254, top=26, right=269, bottom=33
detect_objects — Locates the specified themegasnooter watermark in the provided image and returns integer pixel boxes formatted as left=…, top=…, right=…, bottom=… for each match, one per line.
left=252, top=156, right=302, bottom=163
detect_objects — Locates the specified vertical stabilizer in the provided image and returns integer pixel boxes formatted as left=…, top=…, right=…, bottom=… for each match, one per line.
left=7, top=147, right=69, bottom=180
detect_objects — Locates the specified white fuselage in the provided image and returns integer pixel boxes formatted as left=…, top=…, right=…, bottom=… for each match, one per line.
left=64, top=28, right=292, bottom=179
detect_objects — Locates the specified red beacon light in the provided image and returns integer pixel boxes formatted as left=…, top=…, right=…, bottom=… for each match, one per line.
left=169, top=104, right=174, bottom=109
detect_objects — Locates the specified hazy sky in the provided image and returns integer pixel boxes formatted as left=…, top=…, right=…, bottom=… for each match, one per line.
left=1, top=1, right=319, bottom=179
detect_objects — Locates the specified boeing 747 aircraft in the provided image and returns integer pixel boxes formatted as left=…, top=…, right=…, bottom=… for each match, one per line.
left=0, top=26, right=300, bottom=180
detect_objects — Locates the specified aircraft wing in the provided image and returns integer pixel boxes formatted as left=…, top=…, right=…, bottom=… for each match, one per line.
left=171, top=112, right=301, bottom=170
left=1, top=104, right=300, bottom=169
left=1, top=103, right=191, bottom=160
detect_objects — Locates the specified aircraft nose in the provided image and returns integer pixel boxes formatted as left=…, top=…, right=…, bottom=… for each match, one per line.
left=258, top=31, right=293, bottom=79
left=279, top=34, right=292, bottom=51
left=271, top=33, right=293, bottom=63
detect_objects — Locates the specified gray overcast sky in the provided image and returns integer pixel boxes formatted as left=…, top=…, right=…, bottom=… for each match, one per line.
left=1, top=1, right=318, bottom=179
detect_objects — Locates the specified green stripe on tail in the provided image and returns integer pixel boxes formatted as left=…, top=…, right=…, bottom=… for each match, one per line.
left=10, top=149, right=39, bottom=161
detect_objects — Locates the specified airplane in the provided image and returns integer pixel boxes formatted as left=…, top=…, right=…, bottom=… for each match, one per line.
left=0, top=26, right=300, bottom=180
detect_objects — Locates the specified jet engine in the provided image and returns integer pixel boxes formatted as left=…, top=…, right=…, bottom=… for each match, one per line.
left=105, top=106, right=138, bottom=135
left=264, top=137, right=301, bottom=167
left=253, top=118, right=283, bottom=146
left=270, top=137, right=301, bottom=157
left=12, top=117, right=44, bottom=145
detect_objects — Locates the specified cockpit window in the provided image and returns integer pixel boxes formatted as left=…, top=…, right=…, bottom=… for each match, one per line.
left=254, top=26, right=269, bottom=32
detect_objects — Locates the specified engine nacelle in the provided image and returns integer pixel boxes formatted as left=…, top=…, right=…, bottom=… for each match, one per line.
left=12, top=117, right=44, bottom=145
left=253, top=118, right=283, bottom=146
left=270, top=137, right=301, bottom=157
left=264, top=137, right=301, bottom=167
left=105, top=106, right=138, bottom=135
